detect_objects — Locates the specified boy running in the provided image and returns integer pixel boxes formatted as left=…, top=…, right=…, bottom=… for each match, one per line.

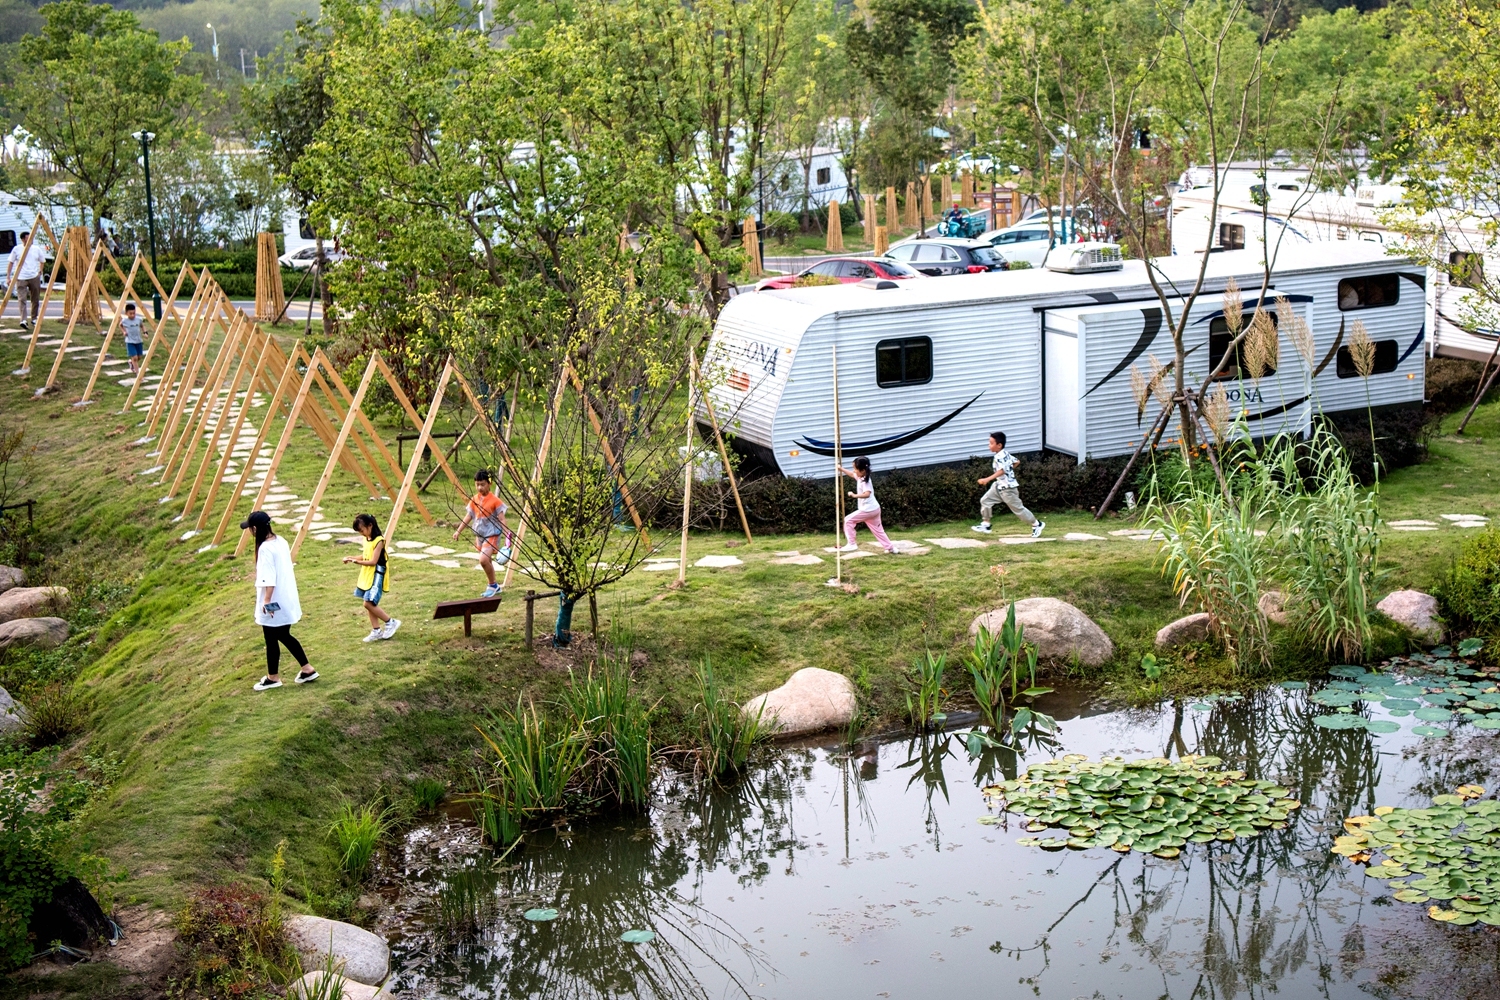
left=453, top=469, right=510, bottom=597
left=972, top=431, right=1044, bottom=537
left=121, top=302, right=145, bottom=375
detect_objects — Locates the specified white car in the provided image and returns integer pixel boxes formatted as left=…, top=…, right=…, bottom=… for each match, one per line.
left=278, top=245, right=348, bottom=271
left=978, top=222, right=1056, bottom=266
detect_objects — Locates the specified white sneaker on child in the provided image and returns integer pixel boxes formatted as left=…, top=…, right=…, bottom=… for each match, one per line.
left=837, top=543, right=859, bottom=552
left=971, top=523, right=992, bottom=533
left=381, top=618, right=402, bottom=639
left=362, top=628, right=383, bottom=643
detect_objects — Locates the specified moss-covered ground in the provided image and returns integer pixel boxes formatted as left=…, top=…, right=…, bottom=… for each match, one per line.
left=0, top=314, right=1496, bottom=925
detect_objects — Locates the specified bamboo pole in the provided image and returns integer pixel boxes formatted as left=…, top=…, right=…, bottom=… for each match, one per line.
left=15, top=219, right=65, bottom=376
left=234, top=352, right=323, bottom=558
left=689, top=352, right=752, bottom=543
left=291, top=355, right=381, bottom=559
left=825, top=199, right=843, bottom=252
left=831, top=343, right=843, bottom=586
left=676, top=345, right=695, bottom=586
left=60, top=227, right=101, bottom=328
left=123, top=262, right=198, bottom=415
left=214, top=341, right=304, bottom=547
left=386, top=359, right=456, bottom=547
left=255, top=232, right=285, bottom=322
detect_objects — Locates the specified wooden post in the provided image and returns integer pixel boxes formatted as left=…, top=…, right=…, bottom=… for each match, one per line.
left=941, top=174, right=953, bottom=211
left=501, top=369, right=568, bottom=591
left=372, top=354, right=467, bottom=498
left=961, top=170, right=975, bottom=209
left=742, top=217, right=761, bottom=278
left=180, top=326, right=263, bottom=519
left=60, top=227, right=101, bottom=329
left=214, top=340, right=304, bottom=547
left=905, top=182, right=918, bottom=229
left=0, top=214, right=54, bottom=325
left=123, top=262, right=197, bottom=414
left=77, top=253, right=142, bottom=405
left=291, top=354, right=382, bottom=559
left=146, top=276, right=216, bottom=434
left=885, top=185, right=899, bottom=235
left=15, top=219, right=66, bottom=376
left=525, top=590, right=536, bottom=646
left=164, top=314, right=247, bottom=493
left=254, top=232, right=285, bottom=322
left=676, top=345, right=696, bottom=586
left=194, top=332, right=274, bottom=531
left=386, top=358, right=456, bottom=548
left=310, top=360, right=404, bottom=503
left=689, top=352, right=752, bottom=543
left=234, top=351, right=324, bottom=557
left=41, top=243, right=104, bottom=391
left=921, top=175, right=933, bottom=231
left=832, top=343, right=843, bottom=585
left=563, top=359, right=651, bottom=547
left=825, top=199, right=843, bottom=252
left=862, top=194, right=876, bottom=242
left=874, top=226, right=888, bottom=256
left=152, top=292, right=228, bottom=470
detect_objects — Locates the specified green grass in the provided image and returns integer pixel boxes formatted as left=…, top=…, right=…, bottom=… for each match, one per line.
left=1, top=315, right=1497, bottom=925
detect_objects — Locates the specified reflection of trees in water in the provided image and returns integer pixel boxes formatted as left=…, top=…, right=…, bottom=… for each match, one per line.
left=1402, top=731, right=1500, bottom=802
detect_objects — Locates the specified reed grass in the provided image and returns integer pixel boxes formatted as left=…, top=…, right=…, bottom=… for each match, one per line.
left=563, top=651, right=655, bottom=811
left=327, top=800, right=393, bottom=882
left=476, top=697, right=590, bottom=818
left=693, top=656, right=765, bottom=780
left=410, top=778, right=447, bottom=813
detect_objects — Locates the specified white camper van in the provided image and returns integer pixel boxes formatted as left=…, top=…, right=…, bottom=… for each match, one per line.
left=702, top=241, right=1426, bottom=478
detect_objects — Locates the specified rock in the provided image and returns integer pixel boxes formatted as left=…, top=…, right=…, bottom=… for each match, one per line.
left=0, top=617, right=69, bottom=650
left=969, top=598, right=1114, bottom=667
left=1155, top=612, right=1213, bottom=650
left=28, top=877, right=114, bottom=950
left=1376, top=589, right=1443, bottom=644
left=0, top=586, right=70, bottom=624
left=284, top=915, right=390, bottom=987
left=0, top=685, right=23, bottom=735
left=290, top=972, right=383, bottom=1000
left=742, top=667, right=857, bottom=737
left=1258, top=590, right=1290, bottom=626
left=0, top=565, right=23, bottom=594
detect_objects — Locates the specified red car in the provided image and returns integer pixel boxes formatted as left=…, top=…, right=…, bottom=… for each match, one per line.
left=756, top=256, right=923, bottom=291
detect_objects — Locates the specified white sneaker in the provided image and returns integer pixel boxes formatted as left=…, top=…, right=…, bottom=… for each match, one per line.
left=253, top=676, right=282, bottom=691
left=971, top=523, right=992, bottom=533
left=1031, top=520, right=1046, bottom=538
left=381, top=618, right=402, bottom=639
left=362, top=628, right=383, bottom=643
left=837, top=543, right=859, bottom=552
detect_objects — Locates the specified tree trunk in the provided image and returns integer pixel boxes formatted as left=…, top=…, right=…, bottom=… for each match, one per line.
left=315, top=235, right=337, bottom=335
left=554, top=592, right=578, bottom=647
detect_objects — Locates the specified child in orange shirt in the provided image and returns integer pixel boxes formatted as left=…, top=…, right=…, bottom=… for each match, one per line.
left=453, top=469, right=510, bottom=597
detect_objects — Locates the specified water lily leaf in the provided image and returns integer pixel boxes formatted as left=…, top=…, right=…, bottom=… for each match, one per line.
left=1330, top=666, right=1369, bottom=678
left=1431, top=647, right=1453, bottom=658
left=1393, top=889, right=1428, bottom=903
left=1382, top=699, right=1421, bottom=710
left=525, top=908, right=559, bottom=922
left=621, top=929, right=656, bottom=944
left=1472, top=717, right=1500, bottom=730
left=1190, top=703, right=1212, bottom=711
left=1281, top=681, right=1308, bottom=690
left=1364, top=720, right=1401, bottom=734
left=1415, top=707, right=1453, bottom=721
left=1314, top=714, right=1365, bottom=729
left=1413, top=725, right=1448, bottom=737
left=1153, top=847, right=1181, bottom=859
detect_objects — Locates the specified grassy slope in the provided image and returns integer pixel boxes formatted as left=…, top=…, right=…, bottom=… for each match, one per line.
left=1, top=318, right=1496, bottom=915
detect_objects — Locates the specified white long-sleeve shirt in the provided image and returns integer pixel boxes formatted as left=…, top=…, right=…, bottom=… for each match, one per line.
left=254, top=535, right=303, bottom=626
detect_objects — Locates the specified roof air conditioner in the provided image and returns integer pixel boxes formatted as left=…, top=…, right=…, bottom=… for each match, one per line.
left=857, top=278, right=899, bottom=289
left=1045, top=241, right=1125, bottom=274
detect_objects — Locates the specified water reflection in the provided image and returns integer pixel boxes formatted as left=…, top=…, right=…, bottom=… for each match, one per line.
left=382, top=684, right=1500, bottom=999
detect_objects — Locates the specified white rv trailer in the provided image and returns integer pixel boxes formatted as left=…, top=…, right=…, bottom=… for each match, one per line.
left=702, top=241, right=1425, bottom=478
left=1171, top=175, right=1498, bottom=364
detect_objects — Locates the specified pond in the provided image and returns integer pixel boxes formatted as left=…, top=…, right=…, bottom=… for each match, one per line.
left=374, top=668, right=1500, bottom=999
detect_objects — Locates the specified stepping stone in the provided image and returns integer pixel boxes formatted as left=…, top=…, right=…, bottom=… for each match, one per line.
left=266, top=493, right=297, bottom=502
left=1387, top=519, right=1437, bottom=527
left=457, top=552, right=484, bottom=560
left=999, top=536, right=1059, bottom=545
left=771, top=554, right=824, bottom=565
left=842, top=550, right=876, bottom=559
left=897, top=546, right=931, bottom=555
left=430, top=559, right=461, bottom=568
left=694, top=555, right=743, bottom=568
left=1390, top=525, right=1438, bottom=532
left=391, top=552, right=429, bottom=560
left=322, top=527, right=356, bottom=534
left=393, top=540, right=427, bottom=549
left=1441, top=513, right=1488, bottom=521
left=314, top=533, right=333, bottom=541
left=643, top=560, right=680, bottom=572
left=179, top=530, right=200, bottom=541
left=117, top=378, right=137, bottom=387
left=924, top=537, right=987, bottom=549
left=1063, top=532, right=1106, bottom=541
left=888, top=540, right=925, bottom=552
left=1453, top=521, right=1488, bottom=528
left=332, top=536, right=362, bottom=545
left=771, top=550, right=802, bottom=557
left=422, top=545, right=455, bottom=555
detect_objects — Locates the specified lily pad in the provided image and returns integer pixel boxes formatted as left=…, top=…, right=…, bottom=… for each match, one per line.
left=1412, top=726, right=1448, bottom=737
left=620, top=929, right=657, bottom=944
left=1471, top=717, right=1500, bottom=730
left=1314, top=714, right=1366, bottom=729
left=1364, top=720, right=1401, bottom=734
left=1415, top=707, right=1453, bottom=722
left=1381, top=699, right=1421, bottom=710
left=525, top=908, right=559, bottom=922
left=1280, top=681, right=1308, bottom=690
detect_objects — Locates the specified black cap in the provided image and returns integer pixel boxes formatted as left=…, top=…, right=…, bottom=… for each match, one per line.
left=240, top=510, right=272, bottom=530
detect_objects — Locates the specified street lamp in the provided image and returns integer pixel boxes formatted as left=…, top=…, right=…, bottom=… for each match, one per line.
left=206, top=23, right=219, bottom=80
left=132, top=130, right=160, bottom=320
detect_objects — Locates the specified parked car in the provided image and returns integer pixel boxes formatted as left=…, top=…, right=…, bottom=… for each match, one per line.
left=978, top=221, right=1056, bottom=266
left=755, top=256, right=922, bottom=291
left=278, top=245, right=349, bottom=270
left=883, top=237, right=1010, bottom=276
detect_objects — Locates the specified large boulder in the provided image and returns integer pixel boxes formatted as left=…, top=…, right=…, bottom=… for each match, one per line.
left=284, top=914, right=389, bottom=987
left=0, top=586, right=69, bottom=624
left=1377, top=589, right=1443, bottom=644
left=0, top=565, right=23, bottom=594
left=0, top=686, right=23, bottom=735
left=1156, top=612, right=1213, bottom=650
left=969, top=598, right=1114, bottom=667
left=0, top=617, right=69, bottom=651
left=743, top=667, right=857, bottom=737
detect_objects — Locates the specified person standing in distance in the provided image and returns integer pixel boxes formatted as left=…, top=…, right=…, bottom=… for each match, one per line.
left=972, top=431, right=1044, bottom=538
left=5, top=233, right=46, bottom=330
left=243, top=511, right=317, bottom=690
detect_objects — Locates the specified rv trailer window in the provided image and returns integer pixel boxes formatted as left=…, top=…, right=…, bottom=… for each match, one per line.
left=0, top=231, right=14, bottom=254
left=1208, top=312, right=1278, bottom=381
left=1219, top=223, right=1246, bottom=250
left=1449, top=251, right=1485, bottom=290
left=1336, top=339, right=1399, bottom=378
left=1337, top=274, right=1399, bottom=311
left=298, top=217, right=315, bottom=240
left=816, top=167, right=831, bottom=185
left=875, top=337, right=933, bottom=388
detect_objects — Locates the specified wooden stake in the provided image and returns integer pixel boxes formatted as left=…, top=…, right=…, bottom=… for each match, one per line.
left=123, top=263, right=198, bottom=415
left=0, top=214, right=56, bottom=325
left=41, top=243, right=104, bottom=391
left=254, top=232, right=285, bottom=322
left=234, top=351, right=323, bottom=557
left=78, top=253, right=142, bottom=405
left=371, top=354, right=466, bottom=499
left=291, top=355, right=382, bottom=559
left=180, top=325, right=262, bottom=517
left=677, top=345, right=695, bottom=586
left=145, top=274, right=214, bottom=433
left=690, top=351, right=752, bottom=543
left=904, top=181, right=918, bottom=228
left=15, top=219, right=66, bottom=375
left=885, top=185, right=899, bottom=235
left=215, top=341, right=304, bottom=548
left=164, top=314, right=247, bottom=493
left=826, top=199, right=843, bottom=253
left=832, top=343, right=843, bottom=585
left=501, top=369, right=568, bottom=591
left=386, top=358, right=456, bottom=547
left=195, top=333, right=275, bottom=531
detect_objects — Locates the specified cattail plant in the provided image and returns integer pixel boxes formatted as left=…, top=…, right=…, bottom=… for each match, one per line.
left=1349, top=319, right=1379, bottom=485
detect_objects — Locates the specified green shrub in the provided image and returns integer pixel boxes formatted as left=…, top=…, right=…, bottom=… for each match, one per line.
left=0, top=751, right=93, bottom=971
left=21, top=682, right=88, bottom=748
left=1424, top=357, right=1496, bottom=416
left=326, top=801, right=393, bottom=882
left=410, top=778, right=446, bottom=813
left=475, top=698, right=589, bottom=818
left=692, top=657, right=766, bottom=780
left=1435, top=528, right=1500, bottom=658
left=562, top=652, right=654, bottom=811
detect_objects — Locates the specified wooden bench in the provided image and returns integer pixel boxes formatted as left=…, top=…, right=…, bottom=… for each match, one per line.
left=432, top=596, right=502, bottom=636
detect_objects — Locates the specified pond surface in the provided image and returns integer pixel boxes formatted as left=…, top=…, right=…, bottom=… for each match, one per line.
left=376, top=671, right=1500, bottom=999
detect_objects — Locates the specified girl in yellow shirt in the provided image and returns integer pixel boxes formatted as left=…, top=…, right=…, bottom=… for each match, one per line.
left=343, top=513, right=400, bottom=642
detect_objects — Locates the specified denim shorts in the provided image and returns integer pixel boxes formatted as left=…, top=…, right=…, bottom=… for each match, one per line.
left=354, top=565, right=385, bottom=605
left=126, top=342, right=145, bottom=357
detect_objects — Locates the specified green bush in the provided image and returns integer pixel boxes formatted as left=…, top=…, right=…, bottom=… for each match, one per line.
left=327, top=801, right=393, bottom=882
left=21, top=682, right=87, bottom=748
left=0, top=751, right=92, bottom=971
left=1435, top=528, right=1500, bottom=657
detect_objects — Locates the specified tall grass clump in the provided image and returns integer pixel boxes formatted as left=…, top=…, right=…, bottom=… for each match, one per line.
left=476, top=697, right=590, bottom=819
left=327, top=800, right=394, bottom=882
left=563, top=650, right=655, bottom=811
left=963, top=604, right=1054, bottom=740
left=905, top=649, right=948, bottom=728
left=693, top=657, right=765, bottom=780
left=410, top=777, right=447, bottom=813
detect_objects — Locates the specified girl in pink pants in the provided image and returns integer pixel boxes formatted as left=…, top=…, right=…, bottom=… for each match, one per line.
left=839, top=456, right=895, bottom=553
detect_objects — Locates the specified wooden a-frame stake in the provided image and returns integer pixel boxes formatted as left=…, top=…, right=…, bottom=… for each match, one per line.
left=676, top=345, right=696, bottom=585
left=74, top=253, right=142, bottom=406
left=385, top=358, right=457, bottom=548
left=689, top=353, right=752, bottom=543
left=13, top=218, right=65, bottom=376
left=500, top=368, right=569, bottom=592
left=123, top=262, right=198, bottom=417
left=187, top=332, right=276, bottom=529
left=215, top=341, right=303, bottom=548
left=290, top=354, right=383, bottom=559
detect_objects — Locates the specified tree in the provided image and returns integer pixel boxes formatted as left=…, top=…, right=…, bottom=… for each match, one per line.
left=11, top=0, right=200, bottom=235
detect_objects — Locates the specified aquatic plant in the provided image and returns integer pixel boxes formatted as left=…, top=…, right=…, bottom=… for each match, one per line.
left=563, top=657, right=655, bottom=811
left=1333, top=785, right=1500, bottom=925
left=963, top=603, right=1054, bottom=740
left=328, top=800, right=394, bottom=882
left=410, top=777, right=447, bottom=813
left=435, top=865, right=501, bottom=935
left=692, top=657, right=765, bottom=781
left=904, top=648, right=948, bottom=729
left=1434, top=528, right=1500, bottom=659
left=982, top=754, right=1300, bottom=857
left=1287, top=658, right=1500, bottom=736
left=476, top=697, right=590, bottom=818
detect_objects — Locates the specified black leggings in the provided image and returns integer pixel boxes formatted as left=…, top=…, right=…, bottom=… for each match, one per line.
left=263, top=624, right=308, bottom=676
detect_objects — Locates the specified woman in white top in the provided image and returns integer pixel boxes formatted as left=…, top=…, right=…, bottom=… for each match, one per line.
left=837, top=456, right=896, bottom=554
left=242, top=511, right=316, bottom=690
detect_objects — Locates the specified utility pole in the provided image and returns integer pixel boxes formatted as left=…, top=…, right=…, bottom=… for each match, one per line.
left=207, top=23, right=219, bottom=80
left=133, top=131, right=160, bottom=320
